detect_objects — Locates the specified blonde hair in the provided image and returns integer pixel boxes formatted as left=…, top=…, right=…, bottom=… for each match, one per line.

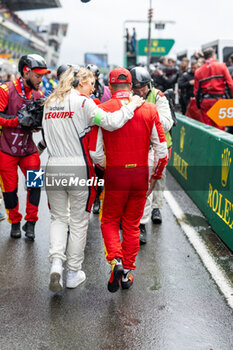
left=45, top=66, right=94, bottom=107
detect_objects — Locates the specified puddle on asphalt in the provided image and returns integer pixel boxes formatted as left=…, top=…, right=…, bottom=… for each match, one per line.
left=150, top=274, right=161, bottom=291
left=183, top=213, right=209, bottom=229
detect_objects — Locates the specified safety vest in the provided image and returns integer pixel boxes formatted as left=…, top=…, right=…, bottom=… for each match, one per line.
left=0, top=81, right=40, bottom=156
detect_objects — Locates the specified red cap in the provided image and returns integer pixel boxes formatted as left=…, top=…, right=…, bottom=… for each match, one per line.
left=32, top=68, right=51, bottom=74
left=23, top=65, right=51, bottom=75
left=109, top=67, right=132, bottom=84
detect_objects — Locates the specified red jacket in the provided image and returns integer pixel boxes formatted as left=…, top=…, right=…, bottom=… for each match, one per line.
left=0, top=77, right=43, bottom=128
left=194, top=59, right=233, bottom=97
left=99, top=91, right=167, bottom=179
left=0, top=78, right=42, bottom=155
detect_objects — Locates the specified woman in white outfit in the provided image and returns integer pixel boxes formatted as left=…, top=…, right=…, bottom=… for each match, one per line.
left=42, top=66, right=143, bottom=292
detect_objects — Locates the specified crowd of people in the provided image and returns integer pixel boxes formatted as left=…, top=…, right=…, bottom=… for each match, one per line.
left=1, top=47, right=233, bottom=294
left=146, top=49, right=233, bottom=131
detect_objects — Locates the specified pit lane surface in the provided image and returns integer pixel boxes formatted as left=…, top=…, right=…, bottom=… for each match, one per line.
left=0, top=158, right=233, bottom=350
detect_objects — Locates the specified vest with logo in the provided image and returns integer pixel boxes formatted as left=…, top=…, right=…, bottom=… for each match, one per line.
left=0, top=81, right=40, bottom=156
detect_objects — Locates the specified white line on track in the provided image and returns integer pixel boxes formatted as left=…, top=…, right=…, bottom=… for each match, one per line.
left=164, top=190, right=233, bottom=310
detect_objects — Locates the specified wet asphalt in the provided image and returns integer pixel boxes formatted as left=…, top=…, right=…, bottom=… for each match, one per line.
left=0, top=155, right=233, bottom=350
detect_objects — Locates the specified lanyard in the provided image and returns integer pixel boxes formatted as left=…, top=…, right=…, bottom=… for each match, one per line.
left=20, top=77, right=33, bottom=100
left=19, top=77, right=27, bottom=99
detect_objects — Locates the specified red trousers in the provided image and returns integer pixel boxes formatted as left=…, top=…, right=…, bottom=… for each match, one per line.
left=185, top=97, right=202, bottom=122
left=200, top=99, right=225, bottom=131
left=0, top=151, right=40, bottom=223
left=100, top=168, right=147, bottom=270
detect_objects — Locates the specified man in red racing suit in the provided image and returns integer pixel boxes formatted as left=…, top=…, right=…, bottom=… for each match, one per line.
left=0, top=54, right=49, bottom=240
left=98, top=67, right=168, bottom=292
left=194, top=47, right=233, bottom=130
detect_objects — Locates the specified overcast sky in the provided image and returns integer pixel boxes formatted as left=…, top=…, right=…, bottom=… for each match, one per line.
left=17, top=0, right=233, bottom=67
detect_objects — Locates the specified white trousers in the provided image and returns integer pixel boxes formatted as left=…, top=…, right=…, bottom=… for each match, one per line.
left=140, top=149, right=166, bottom=225
left=46, top=157, right=90, bottom=271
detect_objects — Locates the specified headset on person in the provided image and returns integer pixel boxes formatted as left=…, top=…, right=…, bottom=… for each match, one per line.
left=72, top=67, right=80, bottom=88
left=57, top=64, right=80, bottom=87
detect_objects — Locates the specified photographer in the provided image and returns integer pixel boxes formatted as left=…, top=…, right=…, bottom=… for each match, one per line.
left=151, top=58, right=178, bottom=92
left=178, top=60, right=198, bottom=114
left=150, top=63, right=169, bottom=91
left=0, top=54, right=50, bottom=240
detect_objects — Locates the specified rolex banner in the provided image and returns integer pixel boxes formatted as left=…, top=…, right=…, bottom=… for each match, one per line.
left=169, top=113, right=233, bottom=252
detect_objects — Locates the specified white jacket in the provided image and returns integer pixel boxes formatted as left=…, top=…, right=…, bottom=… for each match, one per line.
left=154, top=91, right=173, bottom=133
left=42, top=89, right=137, bottom=161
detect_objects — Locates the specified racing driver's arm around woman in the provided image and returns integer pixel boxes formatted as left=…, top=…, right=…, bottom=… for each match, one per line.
left=42, top=66, right=143, bottom=292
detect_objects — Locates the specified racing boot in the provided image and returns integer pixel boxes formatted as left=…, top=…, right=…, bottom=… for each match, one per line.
left=22, top=221, right=36, bottom=241
left=93, top=197, right=100, bottom=214
left=151, top=208, right=162, bottom=224
left=139, top=223, right=147, bottom=245
left=108, top=258, right=124, bottom=293
left=10, top=222, right=21, bottom=239
left=121, top=270, right=134, bottom=290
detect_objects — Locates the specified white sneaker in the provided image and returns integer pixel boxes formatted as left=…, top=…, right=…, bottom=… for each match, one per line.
left=66, top=270, right=86, bottom=289
left=49, top=259, right=63, bottom=292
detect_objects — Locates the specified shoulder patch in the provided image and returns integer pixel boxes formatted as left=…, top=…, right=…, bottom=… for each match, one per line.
left=0, top=84, right=8, bottom=92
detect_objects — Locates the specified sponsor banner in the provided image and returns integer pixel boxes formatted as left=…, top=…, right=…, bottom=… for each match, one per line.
left=138, top=39, right=175, bottom=56
left=169, top=113, right=233, bottom=252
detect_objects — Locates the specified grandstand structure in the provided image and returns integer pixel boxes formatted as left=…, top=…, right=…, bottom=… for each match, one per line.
left=0, top=0, right=67, bottom=72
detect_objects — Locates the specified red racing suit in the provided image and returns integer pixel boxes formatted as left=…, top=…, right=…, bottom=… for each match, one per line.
left=99, top=91, right=167, bottom=270
left=194, top=58, right=233, bottom=130
left=0, top=78, right=42, bottom=224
